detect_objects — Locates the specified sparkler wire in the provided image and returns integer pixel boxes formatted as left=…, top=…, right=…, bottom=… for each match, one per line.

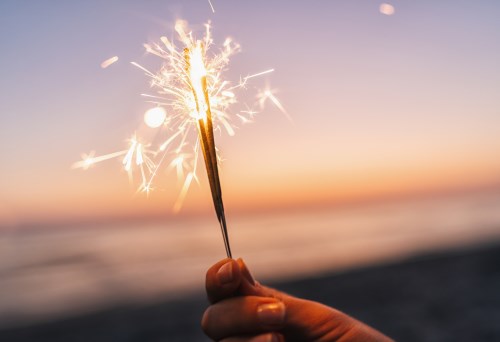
left=187, top=48, right=232, bottom=258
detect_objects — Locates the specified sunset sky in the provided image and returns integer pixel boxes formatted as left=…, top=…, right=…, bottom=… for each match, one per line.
left=1, top=1, right=499, bottom=227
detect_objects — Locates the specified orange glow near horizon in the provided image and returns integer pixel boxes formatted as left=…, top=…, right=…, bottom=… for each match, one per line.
left=3, top=146, right=500, bottom=228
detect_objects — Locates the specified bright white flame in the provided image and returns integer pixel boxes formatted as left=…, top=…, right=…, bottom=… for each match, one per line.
left=144, top=107, right=167, bottom=128
left=379, top=3, right=395, bottom=16
left=188, top=43, right=208, bottom=120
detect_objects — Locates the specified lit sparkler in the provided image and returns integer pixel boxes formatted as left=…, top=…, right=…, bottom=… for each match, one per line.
left=74, top=20, right=286, bottom=258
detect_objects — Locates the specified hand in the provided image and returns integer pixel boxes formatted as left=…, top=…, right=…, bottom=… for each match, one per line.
left=202, top=258, right=393, bottom=341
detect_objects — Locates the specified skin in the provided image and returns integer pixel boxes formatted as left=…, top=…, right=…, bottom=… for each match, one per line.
left=202, top=258, right=394, bottom=342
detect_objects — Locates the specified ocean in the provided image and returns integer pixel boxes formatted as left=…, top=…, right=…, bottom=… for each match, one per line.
left=1, top=190, right=500, bottom=329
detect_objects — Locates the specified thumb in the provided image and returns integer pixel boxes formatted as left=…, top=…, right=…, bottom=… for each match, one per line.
left=236, top=259, right=391, bottom=341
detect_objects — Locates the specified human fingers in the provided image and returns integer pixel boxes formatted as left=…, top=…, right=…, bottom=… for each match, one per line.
left=220, top=332, right=284, bottom=342
left=253, top=289, right=392, bottom=341
left=201, top=296, right=286, bottom=341
left=206, top=258, right=242, bottom=303
left=207, top=259, right=392, bottom=341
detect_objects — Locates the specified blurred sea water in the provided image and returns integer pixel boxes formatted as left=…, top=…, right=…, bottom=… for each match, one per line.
left=1, top=190, right=500, bottom=328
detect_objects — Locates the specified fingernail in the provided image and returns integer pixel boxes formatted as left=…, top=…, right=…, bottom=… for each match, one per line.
left=216, top=261, right=233, bottom=284
left=237, top=258, right=255, bottom=285
left=257, top=302, right=285, bottom=326
left=249, top=333, right=281, bottom=342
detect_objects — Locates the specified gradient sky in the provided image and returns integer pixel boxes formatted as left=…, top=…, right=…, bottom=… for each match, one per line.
left=1, top=1, right=499, bottom=227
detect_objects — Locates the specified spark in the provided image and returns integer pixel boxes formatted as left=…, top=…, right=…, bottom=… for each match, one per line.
left=258, top=88, right=292, bottom=122
left=174, top=172, right=195, bottom=213
left=238, top=106, right=258, bottom=123
left=100, top=56, right=119, bottom=69
left=72, top=150, right=127, bottom=170
left=208, top=0, right=215, bottom=13
left=244, top=69, right=274, bottom=81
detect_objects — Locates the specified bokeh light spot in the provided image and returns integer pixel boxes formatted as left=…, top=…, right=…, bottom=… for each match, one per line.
left=379, top=3, right=395, bottom=16
left=144, top=107, right=167, bottom=128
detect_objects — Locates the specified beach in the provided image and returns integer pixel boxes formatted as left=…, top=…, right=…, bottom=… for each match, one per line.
left=1, top=241, right=499, bottom=341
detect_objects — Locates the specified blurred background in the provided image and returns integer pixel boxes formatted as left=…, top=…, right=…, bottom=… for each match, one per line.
left=1, top=1, right=500, bottom=341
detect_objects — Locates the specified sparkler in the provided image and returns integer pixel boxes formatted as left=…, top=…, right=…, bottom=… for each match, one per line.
left=184, top=32, right=231, bottom=257
left=74, top=20, right=286, bottom=258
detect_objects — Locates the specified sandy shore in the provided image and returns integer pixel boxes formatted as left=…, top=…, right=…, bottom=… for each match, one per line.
left=1, top=241, right=499, bottom=341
